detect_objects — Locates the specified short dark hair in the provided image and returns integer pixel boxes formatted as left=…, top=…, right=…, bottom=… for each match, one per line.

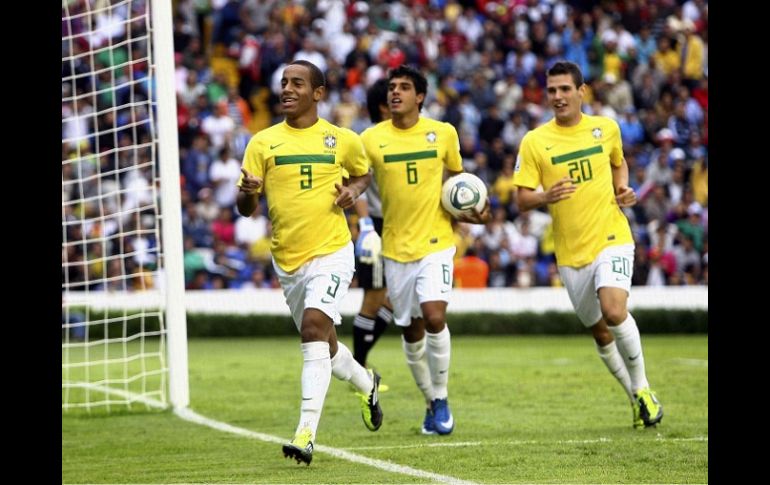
left=546, top=61, right=584, bottom=88
left=288, top=60, right=326, bottom=89
left=366, top=78, right=389, bottom=123
left=388, top=64, right=428, bottom=111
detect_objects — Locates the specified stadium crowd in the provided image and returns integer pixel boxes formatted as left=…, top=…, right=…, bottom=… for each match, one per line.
left=62, top=0, right=708, bottom=291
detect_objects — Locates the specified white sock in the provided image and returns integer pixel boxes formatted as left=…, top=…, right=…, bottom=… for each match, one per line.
left=331, top=342, right=372, bottom=393
left=609, top=314, right=650, bottom=392
left=596, top=340, right=634, bottom=401
left=426, top=326, right=451, bottom=400
left=296, top=341, right=331, bottom=439
left=402, top=335, right=435, bottom=404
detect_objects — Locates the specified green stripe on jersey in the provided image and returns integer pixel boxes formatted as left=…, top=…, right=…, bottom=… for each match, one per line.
left=384, top=150, right=438, bottom=163
left=275, top=155, right=335, bottom=165
left=551, top=145, right=603, bottom=164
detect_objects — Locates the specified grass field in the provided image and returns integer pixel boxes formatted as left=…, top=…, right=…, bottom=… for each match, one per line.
left=62, top=334, right=708, bottom=484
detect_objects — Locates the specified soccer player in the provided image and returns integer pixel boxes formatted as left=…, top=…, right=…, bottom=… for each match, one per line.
left=513, top=61, right=663, bottom=429
left=361, top=65, right=489, bottom=435
left=237, top=60, right=383, bottom=465
left=352, top=79, right=394, bottom=376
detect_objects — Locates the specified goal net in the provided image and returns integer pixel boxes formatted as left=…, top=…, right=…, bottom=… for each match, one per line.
left=62, top=0, right=188, bottom=412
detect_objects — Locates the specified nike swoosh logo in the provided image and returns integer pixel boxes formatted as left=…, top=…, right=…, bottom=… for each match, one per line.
left=270, top=143, right=285, bottom=150
left=545, top=145, right=556, bottom=150
left=379, top=144, right=388, bottom=148
left=302, top=397, right=312, bottom=401
left=439, top=370, right=447, bottom=374
left=321, top=297, right=334, bottom=304
left=441, top=289, right=450, bottom=293
left=615, top=277, right=625, bottom=281
left=437, top=414, right=453, bottom=429
left=629, top=353, right=641, bottom=361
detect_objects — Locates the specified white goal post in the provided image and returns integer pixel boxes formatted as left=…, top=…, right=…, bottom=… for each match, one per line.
left=62, top=0, right=188, bottom=412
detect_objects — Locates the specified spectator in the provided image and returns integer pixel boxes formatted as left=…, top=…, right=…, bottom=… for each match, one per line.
left=453, top=247, right=489, bottom=288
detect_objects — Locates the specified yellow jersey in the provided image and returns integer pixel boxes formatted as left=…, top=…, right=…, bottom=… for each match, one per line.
left=362, top=117, right=463, bottom=262
left=514, top=114, right=632, bottom=267
left=239, top=118, right=368, bottom=272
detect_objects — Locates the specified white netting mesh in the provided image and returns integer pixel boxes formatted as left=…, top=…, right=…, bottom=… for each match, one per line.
left=62, top=0, right=170, bottom=412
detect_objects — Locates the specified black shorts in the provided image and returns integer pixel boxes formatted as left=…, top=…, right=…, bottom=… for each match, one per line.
left=355, top=217, right=386, bottom=290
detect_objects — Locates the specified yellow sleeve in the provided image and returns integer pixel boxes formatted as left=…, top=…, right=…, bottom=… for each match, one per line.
left=443, top=123, right=463, bottom=172
left=342, top=129, right=369, bottom=177
left=512, top=132, right=541, bottom=189
left=360, top=128, right=375, bottom=168
left=238, top=135, right=265, bottom=193
left=609, top=119, right=624, bottom=168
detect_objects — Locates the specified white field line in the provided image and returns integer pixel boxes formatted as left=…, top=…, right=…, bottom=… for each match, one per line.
left=68, top=383, right=477, bottom=485
left=347, top=435, right=708, bottom=451
left=671, top=358, right=709, bottom=367
left=66, top=384, right=706, bottom=482
left=176, top=407, right=478, bottom=485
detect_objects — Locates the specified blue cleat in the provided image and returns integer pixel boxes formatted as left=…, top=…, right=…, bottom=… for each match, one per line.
left=421, top=407, right=436, bottom=435
left=431, top=398, right=454, bottom=435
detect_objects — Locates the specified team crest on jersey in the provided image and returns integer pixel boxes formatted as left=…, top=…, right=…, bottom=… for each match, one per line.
left=592, top=127, right=603, bottom=139
left=323, top=133, right=337, bottom=149
left=426, top=131, right=437, bottom=143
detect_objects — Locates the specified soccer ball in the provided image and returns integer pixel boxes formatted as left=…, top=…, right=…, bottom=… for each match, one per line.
left=440, top=172, right=488, bottom=218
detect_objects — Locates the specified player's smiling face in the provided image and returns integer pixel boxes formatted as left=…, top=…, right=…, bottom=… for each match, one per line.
left=546, top=73, right=584, bottom=126
left=280, top=64, right=321, bottom=118
left=388, top=76, right=423, bottom=116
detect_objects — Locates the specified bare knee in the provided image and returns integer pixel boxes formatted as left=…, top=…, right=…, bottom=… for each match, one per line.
left=360, top=288, right=386, bottom=317
left=421, top=301, right=447, bottom=333
left=300, top=308, right=333, bottom=343
left=591, top=319, right=614, bottom=346
left=423, top=312, right=445, bottom=333
left=600, top=302, right=627, bottom=326
left=402, top=318, right=425, bottom=343
left=598, top=287, right=629, bottom=325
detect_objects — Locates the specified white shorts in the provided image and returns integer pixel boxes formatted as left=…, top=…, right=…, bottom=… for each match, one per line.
left=558, top=243, right=634, bottom=327
left=272, top=242, right=355, bottom=331
left=384, top=246, right=456, bottom=327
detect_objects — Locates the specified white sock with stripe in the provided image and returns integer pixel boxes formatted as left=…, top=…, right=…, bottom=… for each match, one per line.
left=402, top=335, right=435, bottom=404
left=331, top=341, right=372, bottom=393
left=296, top=341, right=331, bottom=439
left=609, top=313, right=650, bottom=392
left=596, top=340, right=634, bottom=401
left=426, top=326, right=451, bottom=400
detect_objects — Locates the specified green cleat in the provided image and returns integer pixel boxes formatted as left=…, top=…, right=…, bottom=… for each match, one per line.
left=349, top=375, right=389, bottom=393
left=631, top=400, right=644, bottom=429
left=282, top=427, right=314, bottom=465
left=635, top=388, right=663, bottom=427
left=358, top=369, right=383, bottom=431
